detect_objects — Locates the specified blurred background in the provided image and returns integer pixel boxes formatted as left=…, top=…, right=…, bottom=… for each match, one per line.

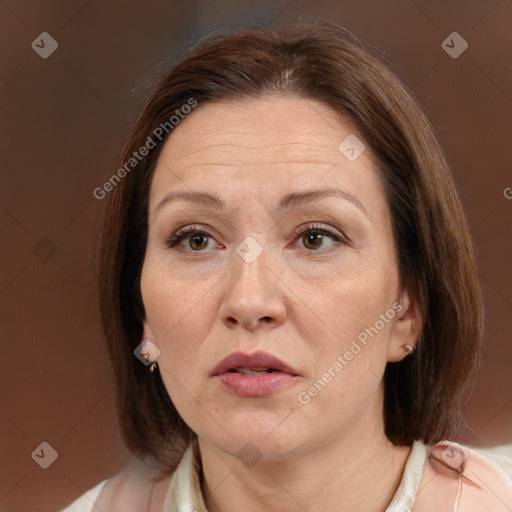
left=1, top=1, right=511, bottom=511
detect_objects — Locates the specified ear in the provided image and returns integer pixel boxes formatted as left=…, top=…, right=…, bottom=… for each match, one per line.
left=387, top=288, right=420, bottom=363
left=141, top=317, right=156, bottom=343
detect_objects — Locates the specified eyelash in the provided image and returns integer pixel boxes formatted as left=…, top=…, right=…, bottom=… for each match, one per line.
left=164, top=223, right=347, bottom=252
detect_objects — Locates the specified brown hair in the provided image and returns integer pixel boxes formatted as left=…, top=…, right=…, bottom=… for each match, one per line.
left=97, top=23, right=483, bottom=473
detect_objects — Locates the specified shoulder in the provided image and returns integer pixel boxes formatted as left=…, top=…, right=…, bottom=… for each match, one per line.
left=98, top=459, right=175, bottom=512
left=473, top=443, right=512, bottom=478
left=61, top=459, right=174, bottom=512
left=412, top=440, right=512, bottom=512
left=60, top=480, right=108, bottom=512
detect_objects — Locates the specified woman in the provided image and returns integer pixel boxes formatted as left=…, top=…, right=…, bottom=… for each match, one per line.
left=62, top=24, right=512, bottom=511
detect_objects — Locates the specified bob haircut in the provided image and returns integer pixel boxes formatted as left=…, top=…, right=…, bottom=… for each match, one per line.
left=97, top=24, right=484, bottom=474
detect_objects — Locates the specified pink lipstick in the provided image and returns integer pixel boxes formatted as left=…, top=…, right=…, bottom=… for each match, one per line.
left=212, top=350, right=299, bottom=397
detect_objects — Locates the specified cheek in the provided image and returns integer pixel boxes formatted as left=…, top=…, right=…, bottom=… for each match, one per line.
left=292, top=259, right=399, bottom=405
left=140, top=263, right=216, bottom=376
left=141, top=269, right=219, bottom=423
left=300, top=255, right=397, bottom=343
left=292, top=271, right=397, bottom=420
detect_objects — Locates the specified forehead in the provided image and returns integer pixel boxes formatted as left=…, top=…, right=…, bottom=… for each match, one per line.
left=157, top=95, right=371, bottom=163
left=149, top=95, right=383, bottom=213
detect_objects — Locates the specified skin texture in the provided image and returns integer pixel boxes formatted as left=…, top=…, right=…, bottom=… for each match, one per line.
left=139, top=96, right=420, bottom=511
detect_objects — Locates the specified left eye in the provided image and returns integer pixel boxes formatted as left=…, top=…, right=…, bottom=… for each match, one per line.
left=295, top=225, right=345, bottom=251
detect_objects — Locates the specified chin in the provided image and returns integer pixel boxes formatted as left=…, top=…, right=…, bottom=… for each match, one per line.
left=199, top=409, right=310, bottom=461
left=222, top=434, right=303, bottom=463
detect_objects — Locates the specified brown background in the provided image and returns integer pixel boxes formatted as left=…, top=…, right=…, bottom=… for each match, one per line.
left=1, top=1, right=511, bottom=511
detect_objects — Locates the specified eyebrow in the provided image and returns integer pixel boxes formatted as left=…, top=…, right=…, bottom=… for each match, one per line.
left=155, top=188, right=367, bottom=216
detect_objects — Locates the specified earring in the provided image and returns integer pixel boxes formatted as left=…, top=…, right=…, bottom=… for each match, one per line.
left=401, top=344, right=414, bottom=355
left=137, top=338, right=160, bottom=371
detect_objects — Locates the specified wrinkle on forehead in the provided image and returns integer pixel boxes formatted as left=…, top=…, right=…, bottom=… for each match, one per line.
left=159, top=95, right=374, bottom=166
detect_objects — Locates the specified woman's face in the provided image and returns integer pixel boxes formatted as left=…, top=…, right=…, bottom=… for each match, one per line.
left=140, top=96, right=418, bottom=460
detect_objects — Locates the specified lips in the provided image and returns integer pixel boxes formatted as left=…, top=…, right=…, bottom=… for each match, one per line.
left=212, top=351, right=299, bottom=398
left=212, top=350, right=298, bottom=377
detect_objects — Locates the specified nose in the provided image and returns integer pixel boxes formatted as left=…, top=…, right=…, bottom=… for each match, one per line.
left=219, top=241, right=287, bottom=332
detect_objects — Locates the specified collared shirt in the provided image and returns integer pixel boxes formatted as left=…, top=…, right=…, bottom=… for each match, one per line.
left=163, top=441, right=427, bottom=512
left=61, top=441, right=512, bottom=512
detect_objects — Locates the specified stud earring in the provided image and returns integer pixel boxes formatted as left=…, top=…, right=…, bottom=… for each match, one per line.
left=401, top=344, right=414, bottom=355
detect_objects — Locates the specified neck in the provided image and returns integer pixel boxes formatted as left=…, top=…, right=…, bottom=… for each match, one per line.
left=198, top=402, right=412, bottom=512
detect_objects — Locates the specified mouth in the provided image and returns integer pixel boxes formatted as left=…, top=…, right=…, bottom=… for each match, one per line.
left=212, top=351, right=299, bottom=398
left=229, top=368, right=279, bottom=376
left=212, top=350, right=299, bottom=377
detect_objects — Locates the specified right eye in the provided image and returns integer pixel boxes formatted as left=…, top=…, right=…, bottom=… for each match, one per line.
left=164, top=226, right=218, bottom=252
